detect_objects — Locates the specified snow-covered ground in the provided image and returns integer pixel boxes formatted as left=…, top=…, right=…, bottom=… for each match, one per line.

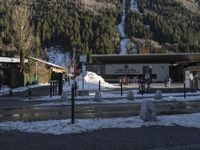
left=63, top=71, right=118, bottom=91
left=0, top=85, right=10, bottom=94
left=42, top=95, right=200, bottom=106
left=33, top=91, right=200, bottom=107
left=1, top=113, right=200, bottom=135
left=48, top=47, right=71, bottom=68
left=0, top=84, right=48, bottom=96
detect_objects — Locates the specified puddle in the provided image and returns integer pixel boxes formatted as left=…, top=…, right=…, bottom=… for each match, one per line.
left=1, top=102, right=200, bottom=121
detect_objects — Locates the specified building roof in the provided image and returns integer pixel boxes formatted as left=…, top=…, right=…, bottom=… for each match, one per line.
left=91, top=53, right=200, bottom=64
left=0, top=57, right=28, bottom=63
left=30, top=57, right=66, bottom=73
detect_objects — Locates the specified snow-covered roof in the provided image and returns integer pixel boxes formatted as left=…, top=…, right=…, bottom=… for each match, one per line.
left=0, top=57, right=28, bottom=63
left=30, top=57, right=66, bottom=73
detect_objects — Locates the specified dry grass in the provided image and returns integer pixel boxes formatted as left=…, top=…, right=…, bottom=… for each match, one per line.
left=175, top=0, right=200, bottom=14
left=133, top=37, right=162, bottom=49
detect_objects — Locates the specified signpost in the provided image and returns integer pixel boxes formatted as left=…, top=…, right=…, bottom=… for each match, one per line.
left=71, top=83, right=75, bottom=124
left=184, top=65, right=188, bottom=98
left=80, top=55, right=87, bottom=92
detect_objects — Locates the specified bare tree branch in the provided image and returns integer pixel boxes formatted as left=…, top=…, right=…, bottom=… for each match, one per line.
left=12, top=5, right=32, bottom=72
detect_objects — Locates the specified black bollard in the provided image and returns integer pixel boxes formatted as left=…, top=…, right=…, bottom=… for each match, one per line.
left=57, top=81, right=59, bottom=95
left=54, top=81, right=56, bottom=96
left=139, top=81, right=141, bottom=92
left=52, top=81, right=55, bottom=96
left=121, top=81, right=123, bottom=96
left=56, top=81, right=58, bottom=95
left=54, top=82, right=57, bottom=95
left=71, top=85, right=75, bottom=124
left=58, top=73, right=63, bottom=95
left=28, top=89, right=31, bottom=100
left=50, top=82, right=52, bottom=98
left=74, top=81, right=77, bottom=97
left=9, top=89, right=12, bottom=96
left=184, top=81, right=186, bottom=99
left=99, top=80, right=101, bottom=91
left=141, top=80, right=144, bottom=96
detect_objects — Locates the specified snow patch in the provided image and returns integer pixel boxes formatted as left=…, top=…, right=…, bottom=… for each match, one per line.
left=0, top=84, right=48, bottom=96
left=130, top=0, right=139, bottom=12
left=0, top=85, right=10, bottom=94
left=48, top=47, right=71, bottom=68
left=1, top=113, right=200, bottom=135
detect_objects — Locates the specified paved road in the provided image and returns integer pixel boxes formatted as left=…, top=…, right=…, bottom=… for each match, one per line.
left=1, top=126, right=200, bottom=150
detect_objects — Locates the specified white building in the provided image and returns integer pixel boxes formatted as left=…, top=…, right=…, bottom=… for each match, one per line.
left=87, top=53, right=200, bottom=84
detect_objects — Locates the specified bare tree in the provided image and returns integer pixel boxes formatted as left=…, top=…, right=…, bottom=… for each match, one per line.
left=12, top=5, right=32, bottom=72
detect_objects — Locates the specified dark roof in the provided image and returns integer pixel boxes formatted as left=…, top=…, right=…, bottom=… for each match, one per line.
left=91, top=53, right=200, bottom=64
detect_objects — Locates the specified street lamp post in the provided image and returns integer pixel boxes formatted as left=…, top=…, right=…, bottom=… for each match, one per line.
left=80, top=55, right=87, bottom=92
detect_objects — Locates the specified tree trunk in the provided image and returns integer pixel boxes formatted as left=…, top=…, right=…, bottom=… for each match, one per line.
left=20, top=49, right=25, bottom=73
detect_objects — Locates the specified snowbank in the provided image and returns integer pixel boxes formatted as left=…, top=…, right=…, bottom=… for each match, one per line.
left=63, top=71, right=117, bottom=91
left=0, top=84, right=48, bottom=95
left=1, top=113, right=200, bottom=135
left=0, top=85, right=10, bottom=92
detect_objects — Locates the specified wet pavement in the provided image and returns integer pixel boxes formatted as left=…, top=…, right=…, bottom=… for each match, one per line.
left=0, top=83, right=200, bottom=122
left=1, top=99, right=200, bottom=121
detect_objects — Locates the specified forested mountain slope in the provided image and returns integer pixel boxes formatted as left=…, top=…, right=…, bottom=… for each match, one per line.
left=0, top=0, right=121, bottom=57
left=1, top=0, right=200, bottom=57
left=125, top=0, right=200, bottom=53
left=176, top=0, right=200, bottom=14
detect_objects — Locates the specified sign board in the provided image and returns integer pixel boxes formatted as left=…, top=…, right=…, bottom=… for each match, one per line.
left=185, top=71, right=190, bottom=81
left=80, top=55, right=86, bottom=62
left=185, top=71, right=190, bottom=88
